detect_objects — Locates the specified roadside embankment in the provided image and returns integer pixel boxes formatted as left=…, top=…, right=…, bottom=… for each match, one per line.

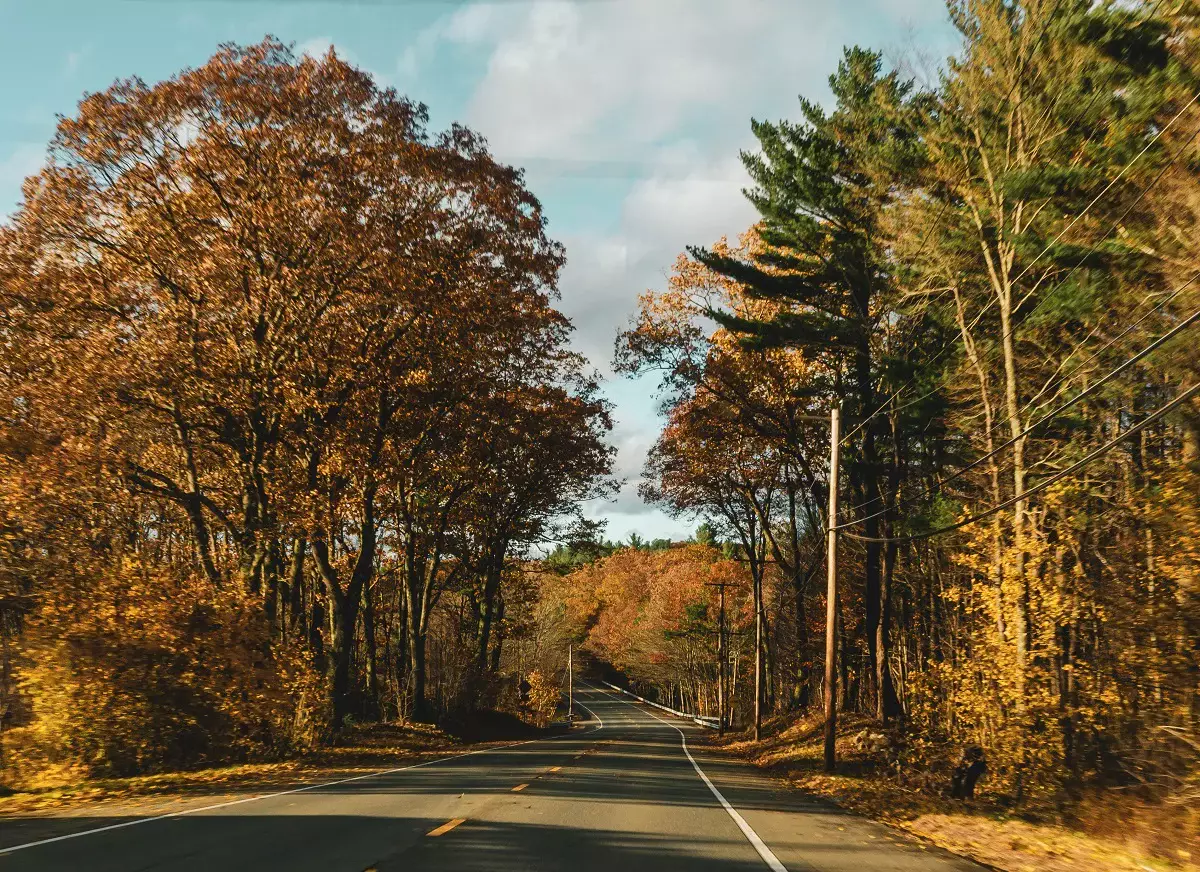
left=701, top=713, right=1198, bottom=872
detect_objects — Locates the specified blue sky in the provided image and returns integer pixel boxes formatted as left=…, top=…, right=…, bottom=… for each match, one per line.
left=0, top=0, right=961, bottom=544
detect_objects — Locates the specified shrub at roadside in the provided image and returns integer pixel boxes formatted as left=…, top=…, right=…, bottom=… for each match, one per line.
left=4, top=571, right=325, bottom=787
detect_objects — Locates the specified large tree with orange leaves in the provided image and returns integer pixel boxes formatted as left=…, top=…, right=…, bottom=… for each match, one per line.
left=0, top=38, right=610, bottom=773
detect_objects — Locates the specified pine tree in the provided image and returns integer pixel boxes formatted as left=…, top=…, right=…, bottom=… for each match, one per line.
left=692, top=47, right=921, bottom=720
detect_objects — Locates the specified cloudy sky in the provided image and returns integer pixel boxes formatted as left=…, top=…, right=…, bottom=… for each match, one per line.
left=0, top=0, right=960, bottom=544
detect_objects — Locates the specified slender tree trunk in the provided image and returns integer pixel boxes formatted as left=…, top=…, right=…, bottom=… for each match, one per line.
left=997, top=279, right=1031, bottom=684
left=289, top=537, right=306, bottom=640
left=172, top=404, right=222, bottom=588
left=490, top=597, right=505, bottom=673
left=403, top=539, right=434, bottom=722
left=363, top=576, right=380, bottom=721
left=395, top=582, right=409, bottom=714
left=313, top=551, right=358, bottom=729
left=855, top=325, right=901, bottom=721
left=474, top=541, right=507, bottom=688
left=876, top=417, right=904, bottom=722
left=312, top=479, right=377, bottom=729
left=407, top=618, right=429, bottom=721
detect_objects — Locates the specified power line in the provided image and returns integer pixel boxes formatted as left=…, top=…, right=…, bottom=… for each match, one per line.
left=1017, top=278, right=1195, bottom=416
left=839, top=271, right=1200, bottom=521
left=839, top=295, right=1200, bottom=529
left=838, top=381, right=1200, bottom=544
left=837, top=87, right=1200, bottom=521
left=838, top=57, right=1196, bottom=450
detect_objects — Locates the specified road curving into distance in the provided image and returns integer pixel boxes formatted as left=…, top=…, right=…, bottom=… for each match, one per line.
left=0, top=685, right=982, bottom=871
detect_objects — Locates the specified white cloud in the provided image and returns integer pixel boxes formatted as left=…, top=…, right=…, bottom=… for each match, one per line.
left=401, top=0, right=954, bottom=166
left=454, top=0, right=820, bottom=162
left=555, top=152, right=755, bottom=373
left=389, top=0, right=957, bottom=539
left=443, top=3, right=500, bottom=45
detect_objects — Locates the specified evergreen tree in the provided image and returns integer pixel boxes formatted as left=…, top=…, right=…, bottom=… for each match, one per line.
left=692, top=46, right=921, bottom=720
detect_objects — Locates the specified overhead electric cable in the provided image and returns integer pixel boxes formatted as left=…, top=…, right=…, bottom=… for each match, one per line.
left=835, top=382, right=1200, bottom=543
left=838, top=84, right=1199, bottom=450
left=841, top=297, right=1200, bottom=528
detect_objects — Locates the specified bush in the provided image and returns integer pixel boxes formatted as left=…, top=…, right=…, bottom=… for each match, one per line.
left=524, top=670, right=561, bottom=728
left=2, top=570, right=325, bottom=786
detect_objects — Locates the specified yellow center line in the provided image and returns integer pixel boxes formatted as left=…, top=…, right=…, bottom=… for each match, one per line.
left=511, top=783, right=528, bottom=792
left=426, top=818, right=466, bottom=837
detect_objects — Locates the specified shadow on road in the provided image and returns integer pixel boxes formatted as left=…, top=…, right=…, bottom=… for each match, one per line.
left=0, top=690, right=978, bottom=872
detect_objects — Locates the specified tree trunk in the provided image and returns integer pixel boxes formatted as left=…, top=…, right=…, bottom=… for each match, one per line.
left=403, top=538, right=435, bottom=723
left=362, top=576, right=380, bottom=721
left=171, top=404, right=222, bottom=588
left=288, top=537, right=306, bottom=640
left=490, top=597, right=505, bottom=673
left=878, top=534, right=903, bottom=720
left=474, top=542, right=507, bottom=684
left=312, top=479, right=377, bottom=730
left=855, top=328, right=901, bottom=722
left=754, top=567, right=764, bottom=740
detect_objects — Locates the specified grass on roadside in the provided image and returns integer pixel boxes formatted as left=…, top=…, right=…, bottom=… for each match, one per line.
left=0, top=716, right=542, bottom=816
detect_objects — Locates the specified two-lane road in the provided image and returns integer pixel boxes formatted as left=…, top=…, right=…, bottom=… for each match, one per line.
left=0, top=686, right=981, bottom=871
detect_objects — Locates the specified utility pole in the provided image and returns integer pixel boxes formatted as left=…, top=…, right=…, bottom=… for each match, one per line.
left=718, top=582, right=726, bottom=736
left=568, top=643, right=574, bottom=723
left=824, top=404, right=841, bottom=772
left=754, top=567, right=763, bottom=742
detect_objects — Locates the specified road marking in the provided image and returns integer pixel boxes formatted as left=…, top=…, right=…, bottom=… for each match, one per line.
left=575, top=699, right=603, bottom=730
left=0, top=710, right=607, bottom=858
left=512, top=783, right=528, bottom=792
left=549, top=766, right=561, bottom=772
left=426, top=818, right=466, bottom=837
left=590, top=684, right=788, bottom=872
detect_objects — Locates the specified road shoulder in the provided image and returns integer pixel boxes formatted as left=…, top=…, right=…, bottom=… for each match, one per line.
left=696, top=719, right=1192, bottom=872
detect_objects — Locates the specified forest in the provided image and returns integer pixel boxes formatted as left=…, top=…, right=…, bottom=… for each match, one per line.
left=0, top=0, right=1197, bottom=833
left=604, top=0, right=1200, bottom=808
left=0, top=39, right=612, bottom=781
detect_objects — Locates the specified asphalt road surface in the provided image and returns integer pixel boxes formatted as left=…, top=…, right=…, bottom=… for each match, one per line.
left=0, top=685, right=981, bottom=871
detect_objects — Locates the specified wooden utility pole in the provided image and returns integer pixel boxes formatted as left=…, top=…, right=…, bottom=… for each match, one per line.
left=568, top=643, right=574, bottom=723
left=824, top=404, right=841, bottom=772
left=717, top=584, right=727, bottom=736
left=753, top=568, right=763, bottom=741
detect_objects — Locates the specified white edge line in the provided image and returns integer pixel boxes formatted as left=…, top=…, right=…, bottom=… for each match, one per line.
left=0, top=704, right=605, bottom=857
left=588, top=683, right=787, bottom=872
left=574, top=699, right=603, bottom=730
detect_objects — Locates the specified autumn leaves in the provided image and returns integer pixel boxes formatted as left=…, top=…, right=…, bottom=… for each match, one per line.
left=0, top=39, right=611, bottom=778
left=611, top=2, right=1200, bottom=800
